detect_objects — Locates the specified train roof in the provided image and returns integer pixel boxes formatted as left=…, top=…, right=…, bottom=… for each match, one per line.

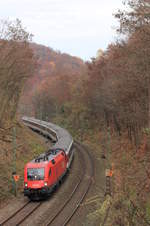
left=25, top=161, right=48, bottom=168
left=25, top=148, right=64, bottom=166
left=22, top=116, right=73, bottom=157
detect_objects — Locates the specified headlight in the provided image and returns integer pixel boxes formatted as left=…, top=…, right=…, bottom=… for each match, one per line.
left=44, top=182, right=48, bottom=186
left=24, top=182, right=28, bottom=187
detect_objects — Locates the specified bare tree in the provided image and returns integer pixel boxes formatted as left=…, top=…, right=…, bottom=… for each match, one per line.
left=0, top=19, right=35, bottom=127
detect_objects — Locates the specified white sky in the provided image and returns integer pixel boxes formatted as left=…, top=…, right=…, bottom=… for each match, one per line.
left=0, top=0, right=125, bottom=60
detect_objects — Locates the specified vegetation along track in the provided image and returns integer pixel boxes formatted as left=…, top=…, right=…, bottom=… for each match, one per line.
left=44, top=141, right=94, bottom=226
left=0, top=201, right=42, bottom=226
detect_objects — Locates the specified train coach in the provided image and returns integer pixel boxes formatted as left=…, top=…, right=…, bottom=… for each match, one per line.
left=22, top=116, right=74, bottom=200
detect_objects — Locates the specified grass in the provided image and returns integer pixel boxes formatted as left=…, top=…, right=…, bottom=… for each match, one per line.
left=0, top=122, right=48, bottom=204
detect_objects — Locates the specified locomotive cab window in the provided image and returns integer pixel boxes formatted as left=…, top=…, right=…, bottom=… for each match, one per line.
left=27, top=168, right=44, bottom=180
left=49, top=168, right=51, bottom=176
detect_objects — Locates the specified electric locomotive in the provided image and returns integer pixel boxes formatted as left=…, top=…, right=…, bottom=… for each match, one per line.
left=22, top=117, right=74, bottom=200
left=24, top=149, right=68, bottom=199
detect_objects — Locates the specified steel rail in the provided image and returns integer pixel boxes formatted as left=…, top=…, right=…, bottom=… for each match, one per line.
left=45, top=142, right=94, bottom=226
left=0, top=201, right=30, bottom=225
left=15, top=202, right=42, bottom=226
left=62, top=143, right=94, bottom=226
left=1, top=202, right=41, bottom=226
left=45, top=143, right=85, bottom=226
left=46, top=177, right=83, bottom=226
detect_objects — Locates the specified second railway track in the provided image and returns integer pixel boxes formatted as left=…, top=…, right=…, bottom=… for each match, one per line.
left=44, top=141, right=94, bottom=226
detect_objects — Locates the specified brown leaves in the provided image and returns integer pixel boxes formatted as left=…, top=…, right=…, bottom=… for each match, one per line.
left=0, top=19, right=36, bottom=126
left=115, top=0, right=150, bottom=35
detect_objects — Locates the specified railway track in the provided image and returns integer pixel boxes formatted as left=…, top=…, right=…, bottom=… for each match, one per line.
left=0, top=120, right=94, bottom=226
left=0, top=201, right=41, bottom=226
left=44, top=141, right=94, bottom=226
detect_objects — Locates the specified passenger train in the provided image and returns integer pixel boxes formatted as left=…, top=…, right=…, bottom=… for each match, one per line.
left=22, top=117, right=74, bottom=200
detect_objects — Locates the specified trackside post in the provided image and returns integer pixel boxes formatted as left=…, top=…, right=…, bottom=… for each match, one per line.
left=105, top=127, right=113, bottom=196
left=12, top=127, right=17, bottom=196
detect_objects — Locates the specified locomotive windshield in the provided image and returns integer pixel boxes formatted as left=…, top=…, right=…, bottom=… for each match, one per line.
left=27, top=168, right=44, bottom=180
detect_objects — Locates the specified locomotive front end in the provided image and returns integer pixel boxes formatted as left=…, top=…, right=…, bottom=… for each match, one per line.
left=24, top=162, right=49, bottom=199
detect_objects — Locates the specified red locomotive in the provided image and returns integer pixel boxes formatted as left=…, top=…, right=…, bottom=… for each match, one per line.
left=24, top=149, right=68, bottom=200
left=23, top=117, right=74, bottom=200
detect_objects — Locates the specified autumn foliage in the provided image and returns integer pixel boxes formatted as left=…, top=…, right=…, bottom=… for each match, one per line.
left=23, top=1, right=150, bottom=225
left=0, top=19, right=35, bottom=127
left=15, top=1, right=150, bottom=225
left=19, top=43, right=85, bottom=117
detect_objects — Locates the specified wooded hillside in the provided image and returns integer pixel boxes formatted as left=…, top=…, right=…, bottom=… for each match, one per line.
left=19, top=43, right=86, bottom=116
left=25, top=1, right=150, bottom=225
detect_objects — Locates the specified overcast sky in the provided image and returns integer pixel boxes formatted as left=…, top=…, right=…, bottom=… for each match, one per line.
left=0, top=0, right=125, bottom=60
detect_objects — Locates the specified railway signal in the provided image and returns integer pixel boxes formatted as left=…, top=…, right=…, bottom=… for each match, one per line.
left=13, top=174, right=20, bottom=182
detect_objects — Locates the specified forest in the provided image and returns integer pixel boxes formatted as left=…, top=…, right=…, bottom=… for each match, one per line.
left=22, top=1, right=149, bottom=225
left=0, top=0, right=150, bottom=225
